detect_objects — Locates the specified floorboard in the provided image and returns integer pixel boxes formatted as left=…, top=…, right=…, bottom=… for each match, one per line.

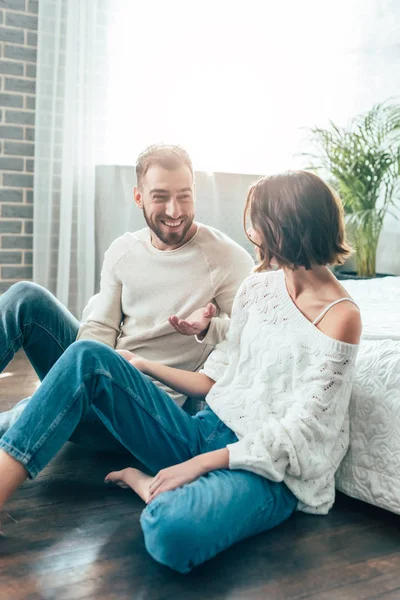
left=1, top=352, right=400, bottom=600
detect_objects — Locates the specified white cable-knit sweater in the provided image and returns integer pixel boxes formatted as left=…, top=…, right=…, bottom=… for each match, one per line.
left=201, top=270, right=359, bottom=514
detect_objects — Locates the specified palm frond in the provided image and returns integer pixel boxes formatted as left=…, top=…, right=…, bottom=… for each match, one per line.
left=303, top=100, right=400, bottom=276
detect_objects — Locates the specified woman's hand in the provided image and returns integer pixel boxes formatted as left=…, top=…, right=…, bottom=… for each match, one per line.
left=148, top=457, right=206, bottom=503
left=168, top=303, right=217, bottom=338
left=115, top=349, right=150, bottom=372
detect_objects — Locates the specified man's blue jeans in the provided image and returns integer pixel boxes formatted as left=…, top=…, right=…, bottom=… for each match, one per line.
left=0, top=283, right=297, bottom=573
left=0, top=281, right=127, bottom=451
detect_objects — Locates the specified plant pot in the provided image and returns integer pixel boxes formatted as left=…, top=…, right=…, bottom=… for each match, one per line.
left=335, top=271, right=394, bottom=281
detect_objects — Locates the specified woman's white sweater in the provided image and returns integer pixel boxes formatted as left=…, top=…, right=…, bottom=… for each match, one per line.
left=202, top=270, right=359, bottom=514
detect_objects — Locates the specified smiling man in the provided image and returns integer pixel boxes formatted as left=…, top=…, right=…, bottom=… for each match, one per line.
left=76, top=144, right=255, bottom=407
left=0, top=145, right=253, bottom=444
left=138, top=159, right=196, bottom=251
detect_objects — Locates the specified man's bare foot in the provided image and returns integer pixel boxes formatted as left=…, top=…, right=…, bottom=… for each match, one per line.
left=0, top=449, right=28, bottom=511
left=105, top=468, right=153, bottom=503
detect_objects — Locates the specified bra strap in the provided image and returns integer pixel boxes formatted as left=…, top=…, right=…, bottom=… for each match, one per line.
left=312, top=298, right=357, bottom=326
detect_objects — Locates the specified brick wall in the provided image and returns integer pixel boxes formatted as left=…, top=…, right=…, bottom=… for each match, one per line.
left=0, top=0, right=37, bottom=294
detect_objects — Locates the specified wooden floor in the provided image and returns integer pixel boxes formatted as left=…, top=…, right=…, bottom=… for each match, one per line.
left=1, top=354, right=400, bottom=600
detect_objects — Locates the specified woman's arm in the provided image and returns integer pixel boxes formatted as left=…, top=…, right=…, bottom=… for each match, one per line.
left=148, top=448, right=230, bottom=502
left=144, top=361, right=215, bottom=398
left=116, top=350, right=215, bottom=398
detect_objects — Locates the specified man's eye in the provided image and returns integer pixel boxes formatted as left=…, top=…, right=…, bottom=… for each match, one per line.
left=154, top=196, right=168, bottom=201
left=178, top=195, right=190, bottom=201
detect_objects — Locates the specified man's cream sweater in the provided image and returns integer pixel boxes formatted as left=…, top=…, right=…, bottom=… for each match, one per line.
left=78, top=223, right=254, bottom=405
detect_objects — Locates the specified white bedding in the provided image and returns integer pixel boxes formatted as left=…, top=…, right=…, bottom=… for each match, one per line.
left=335, top=276, right=400, bottom=513
left=342, top=276, right=400, bottom=340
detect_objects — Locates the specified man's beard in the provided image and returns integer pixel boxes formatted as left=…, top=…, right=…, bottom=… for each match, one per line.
left=143, top=207, right=194, bottom=247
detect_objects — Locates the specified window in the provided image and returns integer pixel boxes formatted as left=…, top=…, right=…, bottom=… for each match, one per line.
left=103, top=0, right=400, bottom=173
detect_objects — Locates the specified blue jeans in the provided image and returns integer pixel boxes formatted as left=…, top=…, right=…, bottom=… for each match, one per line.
left=0, top=336, right=297, bottom=573
left=0, top=282, right=131, bottom=452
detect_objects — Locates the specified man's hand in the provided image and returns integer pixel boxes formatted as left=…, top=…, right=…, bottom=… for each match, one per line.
left=168, top=303, right=217, bottom=338
left=147, top=457, right=206, bottom=503
left=115, top=349, right=149, bottom=372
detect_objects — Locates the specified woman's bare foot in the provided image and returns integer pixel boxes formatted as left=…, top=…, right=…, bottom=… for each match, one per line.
left=105, top=468, right=153, bottom=503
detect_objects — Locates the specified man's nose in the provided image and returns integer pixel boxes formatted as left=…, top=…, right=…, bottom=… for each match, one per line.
left=165, top=198, right=181, bottom=219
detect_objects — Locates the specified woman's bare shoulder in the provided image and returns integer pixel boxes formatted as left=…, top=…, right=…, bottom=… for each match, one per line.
left=318, top=300, right=362, bottom=345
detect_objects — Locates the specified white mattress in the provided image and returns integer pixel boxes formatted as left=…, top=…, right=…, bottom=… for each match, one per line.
left=335, top=276, right=400, bottom=513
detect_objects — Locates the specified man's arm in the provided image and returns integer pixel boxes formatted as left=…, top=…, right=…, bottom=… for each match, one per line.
left=77, top=246, right=123, bottom=348
left=204, top=244, right=254, bottom=344
left=170, top=244, right=254, bottom=345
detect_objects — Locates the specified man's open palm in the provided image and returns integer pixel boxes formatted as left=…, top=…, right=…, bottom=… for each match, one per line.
left=168, top=303, right=217, bottom=337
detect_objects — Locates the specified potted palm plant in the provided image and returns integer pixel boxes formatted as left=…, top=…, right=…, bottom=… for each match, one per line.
left=304, top=101, right=400, bottom=278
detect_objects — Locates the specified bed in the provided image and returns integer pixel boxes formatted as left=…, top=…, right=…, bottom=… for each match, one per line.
left=335, top=275, right=400, bottom=514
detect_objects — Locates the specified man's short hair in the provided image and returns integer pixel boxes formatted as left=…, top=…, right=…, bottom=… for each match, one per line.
left=135, top=144, right=194, bottom=186
left=244, top=170, right=352, bottom=271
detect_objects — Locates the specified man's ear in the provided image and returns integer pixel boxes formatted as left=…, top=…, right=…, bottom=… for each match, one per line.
left=134, top=186, right=143, bottom=209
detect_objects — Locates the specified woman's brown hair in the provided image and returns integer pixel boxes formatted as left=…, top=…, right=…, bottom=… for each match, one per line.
left=244, top=170, right=352, bottom=272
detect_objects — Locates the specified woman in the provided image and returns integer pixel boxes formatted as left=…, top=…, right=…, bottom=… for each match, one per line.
left=0, top=171, right=361, bottom=573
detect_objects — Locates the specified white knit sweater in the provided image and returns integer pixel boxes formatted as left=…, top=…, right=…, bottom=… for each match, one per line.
left=202, top=270, right=359, bottom=514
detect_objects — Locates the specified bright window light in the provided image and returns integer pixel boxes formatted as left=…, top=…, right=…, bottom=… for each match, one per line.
left=102, top=0, right=399, bottom=173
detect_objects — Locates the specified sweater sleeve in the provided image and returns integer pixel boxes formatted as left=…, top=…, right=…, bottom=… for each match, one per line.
left=200, top=276, right=253, bottom=381
left=200, top=338, right=231, bottom=382
left=77, top=245, right=123, bottom=348
left=227, top=353, right=356, bottom=482
left=195, top=315, right=230, bottom=347
left=199, top=243, right=254, bottom=347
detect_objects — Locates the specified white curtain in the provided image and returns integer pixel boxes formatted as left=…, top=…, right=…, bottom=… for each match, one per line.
left=34, top=0, right=110, bottom=316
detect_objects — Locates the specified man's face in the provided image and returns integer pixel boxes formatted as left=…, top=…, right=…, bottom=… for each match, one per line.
left=134, top=165, right=196, bottom=250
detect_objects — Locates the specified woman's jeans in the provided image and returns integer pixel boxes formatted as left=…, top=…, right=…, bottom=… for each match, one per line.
left=0, top=283, right=297, bottom=573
